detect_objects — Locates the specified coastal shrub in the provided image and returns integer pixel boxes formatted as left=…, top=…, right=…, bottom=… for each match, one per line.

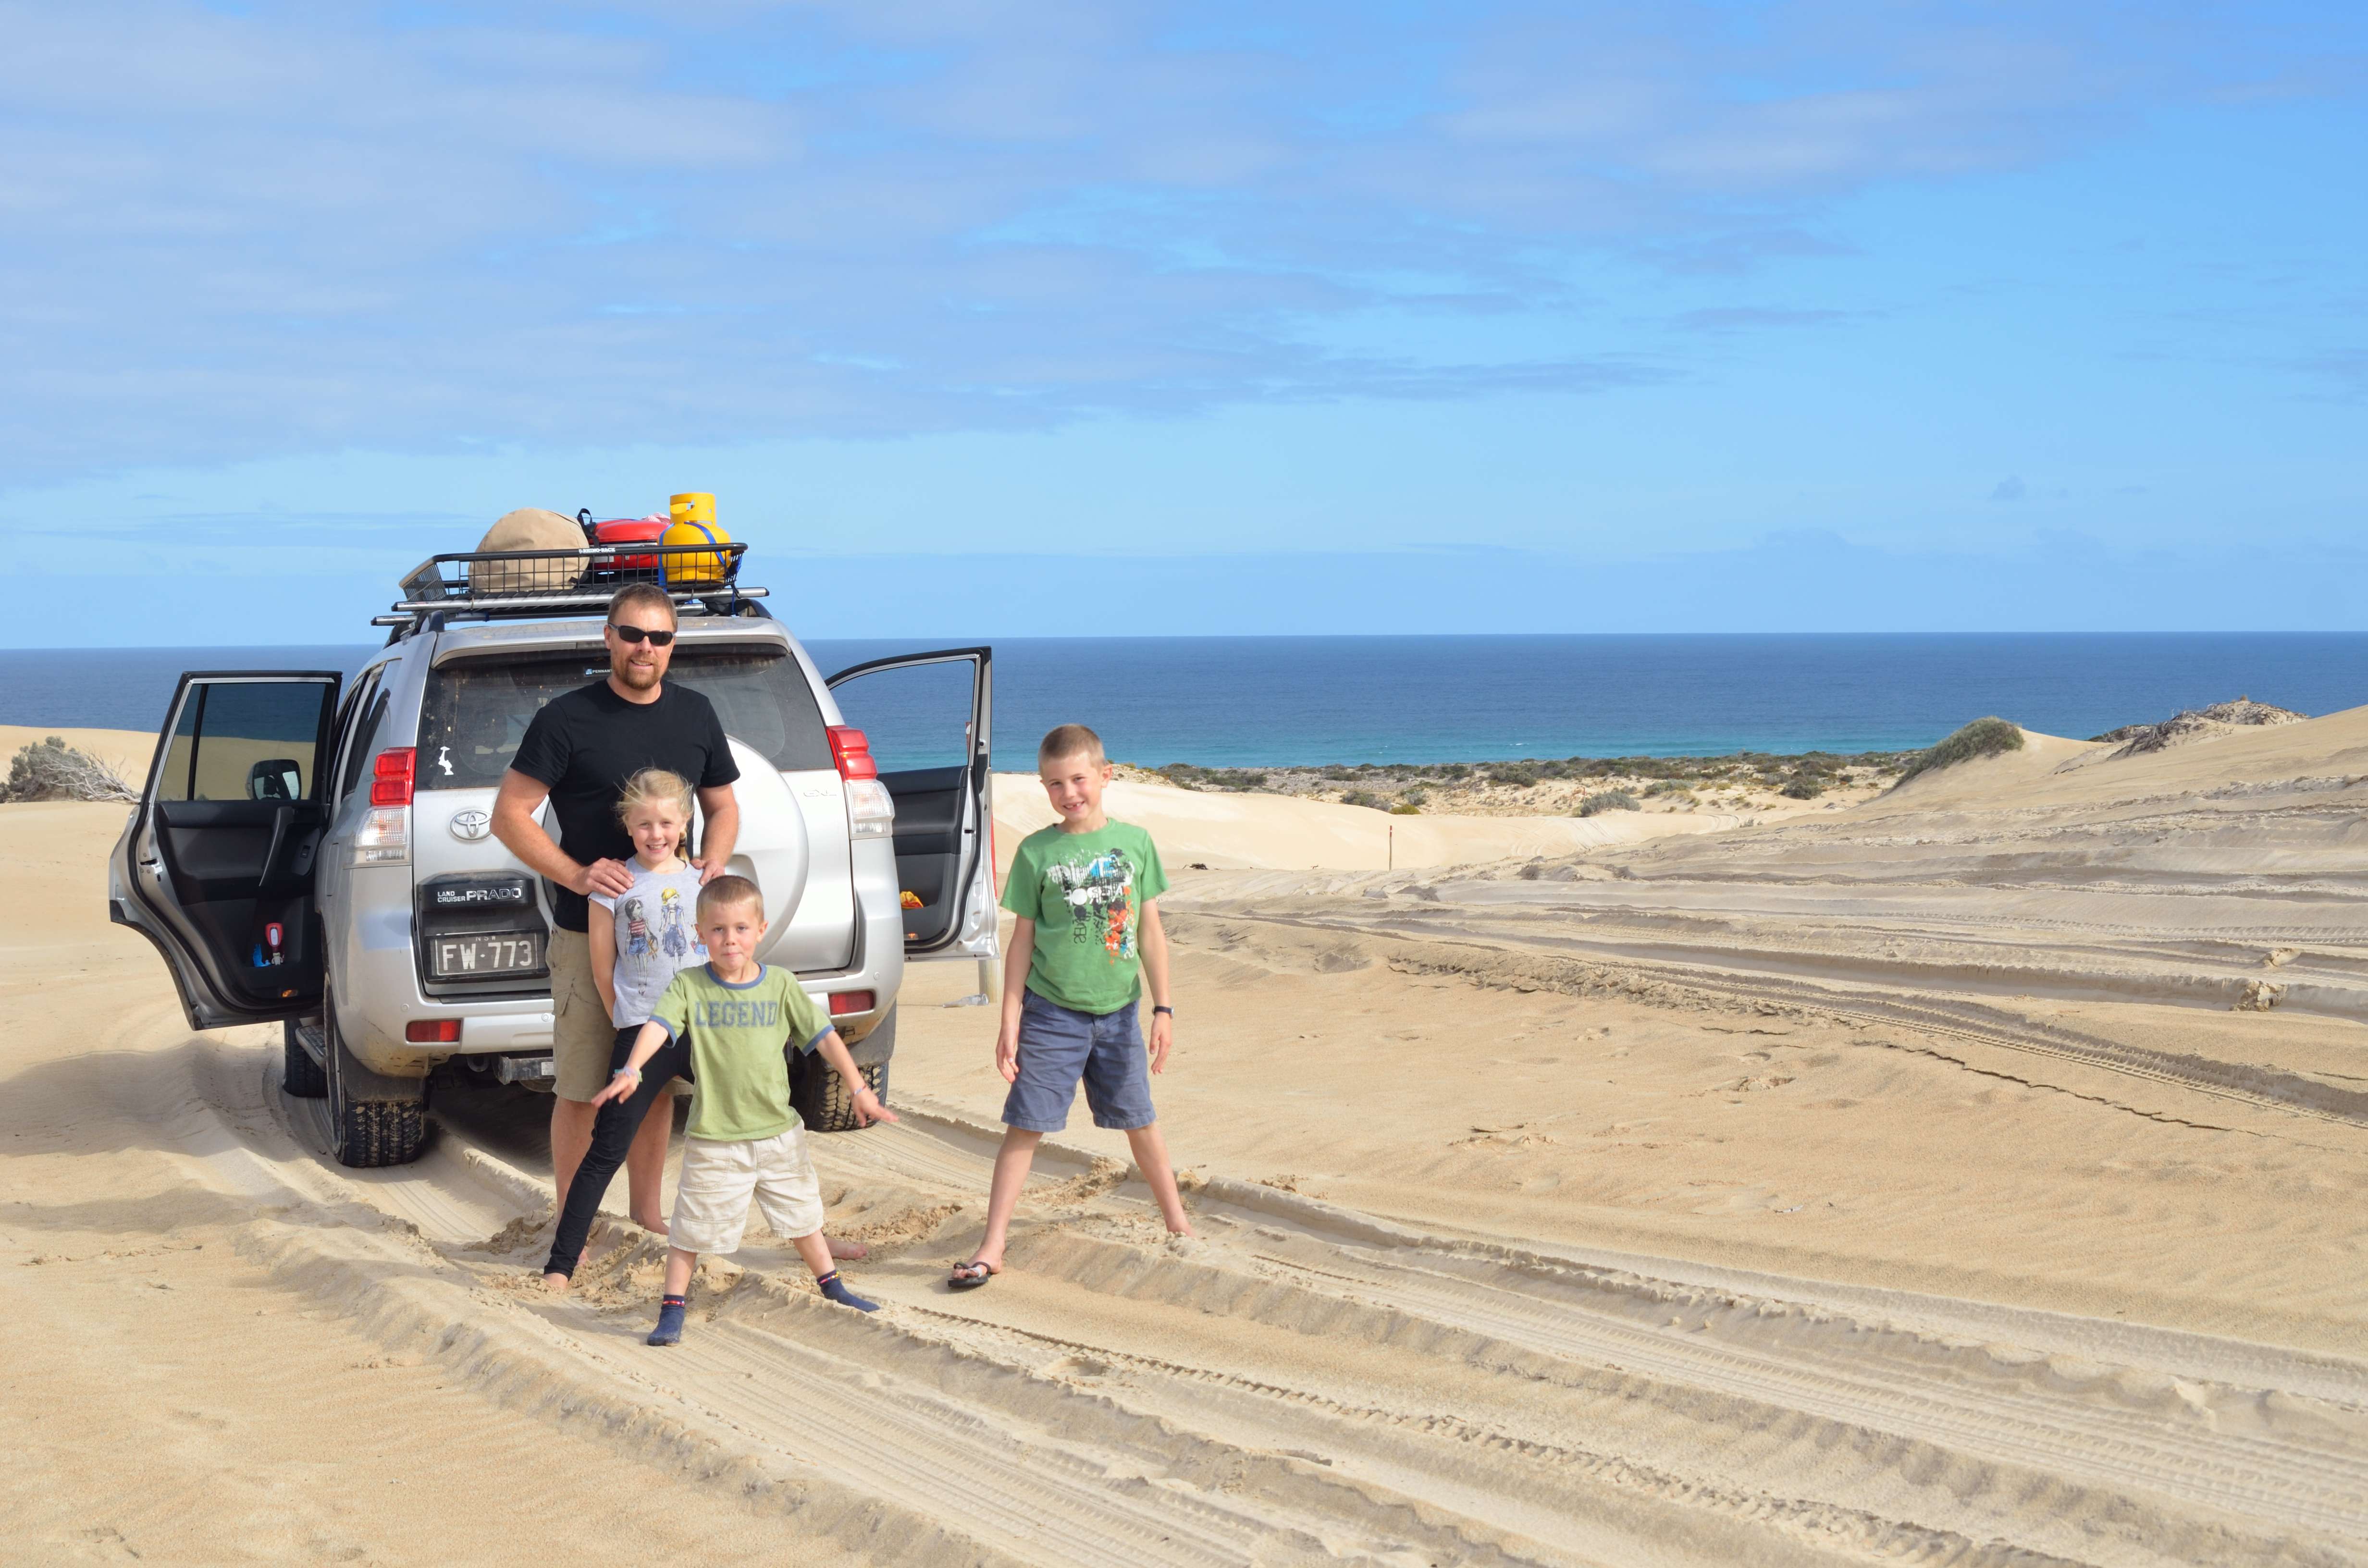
left=1780, top=777, right=1824, bottom=799
left=4, top=737, right=135, bottom=803
left=1401, top=788, right=1429, bottom=808
left=1576, top=790, right=1639, bottom=817
left=1388, top=802, right=1421, bottom=815
left=1485, top=763, right=1541, bottom=787
left=1899, top=717, right=2024, bottom=782
left=1338, top=788, right=1388, bottom=810
left=1319, top=765, right=1356, bottom=781
left=1644, top=780, right=1690, bottom=797
left=1432, top=763, right=1470, bottom=780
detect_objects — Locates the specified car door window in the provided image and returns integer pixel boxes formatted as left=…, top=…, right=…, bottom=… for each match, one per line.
left=331, top=667, right=383, bottom=800
left=827, top=657, right=979, bottom=772
left=157, top=679, right=336, bottom=803
left=340, top=683, right=393, bottom=800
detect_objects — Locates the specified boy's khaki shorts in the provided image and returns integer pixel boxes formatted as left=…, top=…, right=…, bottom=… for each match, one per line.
left=547, top=928, right=613, bottom=1102
left=670, top=1128, right=825, bottom=1256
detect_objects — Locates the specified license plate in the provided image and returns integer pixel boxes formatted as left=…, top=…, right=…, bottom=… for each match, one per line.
left=431, top=933, right=543, bottom=978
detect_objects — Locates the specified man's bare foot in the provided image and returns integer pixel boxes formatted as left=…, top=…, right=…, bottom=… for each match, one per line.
left=829, top=1237, right=868, bottom=1262
left=542, top=1271, right=570, bottom=1292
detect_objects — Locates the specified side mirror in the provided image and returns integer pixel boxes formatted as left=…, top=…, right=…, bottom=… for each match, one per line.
left=247, top=759, right=302, bottom=800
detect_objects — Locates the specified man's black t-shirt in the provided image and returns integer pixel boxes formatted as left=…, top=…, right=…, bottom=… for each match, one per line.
left=510, top=681, right=740, bottom=931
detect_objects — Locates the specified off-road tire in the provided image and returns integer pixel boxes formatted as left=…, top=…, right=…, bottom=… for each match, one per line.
left=794, top=1058, right=889, bottom=1134
left=281, top=1018, right=327, bottom=1099
left=323, top=990, right=428, bottom=1168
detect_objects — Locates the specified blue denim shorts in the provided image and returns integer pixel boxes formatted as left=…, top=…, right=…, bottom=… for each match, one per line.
left=1001, top=991, right=1156, bottom=1133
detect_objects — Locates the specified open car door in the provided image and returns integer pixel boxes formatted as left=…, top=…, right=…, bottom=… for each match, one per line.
left=826, top=647, right=995, bottom=959
left=109, top=671, right=341, bottom=1030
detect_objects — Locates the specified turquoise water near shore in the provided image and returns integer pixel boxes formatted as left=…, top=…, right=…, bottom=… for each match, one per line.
left=5, top=634, right=2364, bottom=768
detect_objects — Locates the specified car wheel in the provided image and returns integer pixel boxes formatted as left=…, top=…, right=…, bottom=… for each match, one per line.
left=323, top=985, right=428, bottom=1168
left=281, top=1017, right=327, bottom=1099
left=793, top=1056, right=888, bottom=1134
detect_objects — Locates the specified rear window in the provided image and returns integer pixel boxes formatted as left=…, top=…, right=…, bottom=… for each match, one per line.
left=416, top=647, right=832, bottom=788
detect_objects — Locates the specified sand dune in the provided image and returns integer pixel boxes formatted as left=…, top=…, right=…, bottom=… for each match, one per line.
left=5, top=705, right=2367, bottom=1564
left=992, top=771, right=1743, bottom=872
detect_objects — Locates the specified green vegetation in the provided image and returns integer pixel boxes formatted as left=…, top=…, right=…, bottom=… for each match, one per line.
left=1898, top=717, right=2024, bottom=782
left=1780, top=777, right=1824, bottom=799
left=1388, top=801, right=1421, bottom=815
left=1158, top=763, right=1270, bottom=792
left=1576, top=790, right=1639, bottom=817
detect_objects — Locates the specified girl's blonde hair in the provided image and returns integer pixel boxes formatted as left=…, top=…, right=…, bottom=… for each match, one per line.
left=615, top=768, right=694, bottom=829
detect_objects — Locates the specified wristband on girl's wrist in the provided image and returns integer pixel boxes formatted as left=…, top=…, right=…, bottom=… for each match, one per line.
left=612, top=1066, right=640, bottom=1081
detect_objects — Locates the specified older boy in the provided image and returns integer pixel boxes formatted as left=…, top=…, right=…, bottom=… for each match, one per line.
left=948, top=724, right=1192, bottom=1291
left=593, top=875, right=893, bottom=1345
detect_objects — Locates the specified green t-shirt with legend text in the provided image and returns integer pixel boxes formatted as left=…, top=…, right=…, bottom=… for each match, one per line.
left=1001, top=821, right=1168, bottom=1016
left=648, top=963, right=834, bottom=1140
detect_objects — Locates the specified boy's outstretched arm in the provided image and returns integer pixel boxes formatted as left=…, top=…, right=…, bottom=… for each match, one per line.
left=1138, top=897, right=1174, bottom=1072
left=588, top=1020, right=671, bottom=1107
left=995, top=917, right=1036, bottom=1084
left=809, top=1029, right=898, bottom=1126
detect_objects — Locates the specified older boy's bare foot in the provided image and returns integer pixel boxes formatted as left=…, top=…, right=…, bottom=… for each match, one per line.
left=829, top=1237, right=868, bottom=1262
left=541, top=1271, right=571, bottom=1292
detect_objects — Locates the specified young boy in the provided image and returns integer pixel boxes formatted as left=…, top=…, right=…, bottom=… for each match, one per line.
left=592, top=874, right=896, bottom=1345
left=948, top=724, right=1192, bottom=1290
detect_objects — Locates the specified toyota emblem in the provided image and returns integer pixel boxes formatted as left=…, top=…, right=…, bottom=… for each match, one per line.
left=449, top=809, right=491, bottom=842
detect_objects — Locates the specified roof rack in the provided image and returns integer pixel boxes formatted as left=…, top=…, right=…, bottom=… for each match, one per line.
left=375, top=543, right=768, bottom=639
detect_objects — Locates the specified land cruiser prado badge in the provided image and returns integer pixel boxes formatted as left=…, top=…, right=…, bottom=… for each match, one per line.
left=449, top=809, right=491, bottom=841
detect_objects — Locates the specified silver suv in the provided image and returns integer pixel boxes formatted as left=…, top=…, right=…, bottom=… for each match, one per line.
left=108, top=542, right=995, bottom=1166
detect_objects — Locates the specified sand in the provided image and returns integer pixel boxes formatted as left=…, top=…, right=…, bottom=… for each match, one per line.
left=4, top=711, right=2367, bottom=1564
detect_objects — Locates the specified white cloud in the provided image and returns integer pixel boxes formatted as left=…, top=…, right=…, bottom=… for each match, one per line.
left=0, top=0, right=2346, bottom=484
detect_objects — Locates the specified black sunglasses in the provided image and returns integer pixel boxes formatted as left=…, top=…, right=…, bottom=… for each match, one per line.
left=607, top=623, right=676, bottom=647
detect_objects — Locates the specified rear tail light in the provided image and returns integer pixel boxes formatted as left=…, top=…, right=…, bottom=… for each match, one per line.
left=370, top=747, right=416, bottom=806
left=827, top=990, right=875, bottom=1016
left=827, top=726, right=878, bottom=781
left=845, top=779, right=895, bottom=839
left=405, top=1018, right=461, bottom=1043
left=355, top=748, right=414, bottom=866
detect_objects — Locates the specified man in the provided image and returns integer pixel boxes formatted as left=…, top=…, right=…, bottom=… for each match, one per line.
left=492, top=583, right=740, bottom=1238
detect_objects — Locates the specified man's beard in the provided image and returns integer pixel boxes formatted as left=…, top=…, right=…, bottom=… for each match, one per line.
left=613, top=659, right=661, bottom=691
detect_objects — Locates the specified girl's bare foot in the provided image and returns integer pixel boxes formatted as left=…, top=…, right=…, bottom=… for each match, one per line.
left=542, top=1271, right=570, bottom=1291
left=829, top=1237, right=868, bottom=1261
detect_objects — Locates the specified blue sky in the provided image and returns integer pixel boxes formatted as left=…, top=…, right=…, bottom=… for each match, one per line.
left=3, top=0, right=2363, bottom=643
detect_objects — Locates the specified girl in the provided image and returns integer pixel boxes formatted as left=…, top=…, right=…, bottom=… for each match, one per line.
left=545, top=769, right=708, bottom=1286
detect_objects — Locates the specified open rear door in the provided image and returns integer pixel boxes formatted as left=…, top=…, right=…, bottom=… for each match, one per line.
left=109, top=671, right=341, bottom=1029
left=826, top=647, right=995, bottom=959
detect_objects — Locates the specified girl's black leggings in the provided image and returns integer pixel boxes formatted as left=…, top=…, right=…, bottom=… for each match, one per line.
left=543, top=1027, right=693, bottom=1278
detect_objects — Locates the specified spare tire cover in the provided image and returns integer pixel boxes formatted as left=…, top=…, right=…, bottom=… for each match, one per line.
left=702, top=737, right=812, bottom=946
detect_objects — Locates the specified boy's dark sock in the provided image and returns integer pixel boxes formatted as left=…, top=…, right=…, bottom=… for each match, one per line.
left=815, top=1270, right=877, bottom=1312
left=647, top=1293, right=687, bottom=1346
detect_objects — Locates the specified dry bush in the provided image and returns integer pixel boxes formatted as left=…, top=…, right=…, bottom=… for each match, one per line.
left=5, top=736, right=136, bottom=803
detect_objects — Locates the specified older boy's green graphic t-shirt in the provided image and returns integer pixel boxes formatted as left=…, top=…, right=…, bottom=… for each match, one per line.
left=649, top=964, right=834, bottom=1140
left=1001, top=821, right=1168, bottom=1016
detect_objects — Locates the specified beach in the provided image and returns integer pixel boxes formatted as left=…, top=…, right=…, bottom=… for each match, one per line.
left=5, top=711, right=2367, bottom=1564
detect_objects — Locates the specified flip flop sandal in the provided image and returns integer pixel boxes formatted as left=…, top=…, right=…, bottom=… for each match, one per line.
left=948, top=1260, right=997, bottom=1291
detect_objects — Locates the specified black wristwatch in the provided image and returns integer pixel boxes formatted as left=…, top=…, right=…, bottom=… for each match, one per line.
left=1152, top=1005, right=1174, bottom=1017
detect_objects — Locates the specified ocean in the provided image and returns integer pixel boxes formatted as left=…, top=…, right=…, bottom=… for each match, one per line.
left=5, top=634, right=2364, bottom=769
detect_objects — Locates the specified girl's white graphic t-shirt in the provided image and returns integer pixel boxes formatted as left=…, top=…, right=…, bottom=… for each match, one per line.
left=591, top=863, right=709, bottom=1026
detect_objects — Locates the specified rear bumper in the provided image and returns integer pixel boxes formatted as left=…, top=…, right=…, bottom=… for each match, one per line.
left=334, top=924, right=902, bottom=1078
